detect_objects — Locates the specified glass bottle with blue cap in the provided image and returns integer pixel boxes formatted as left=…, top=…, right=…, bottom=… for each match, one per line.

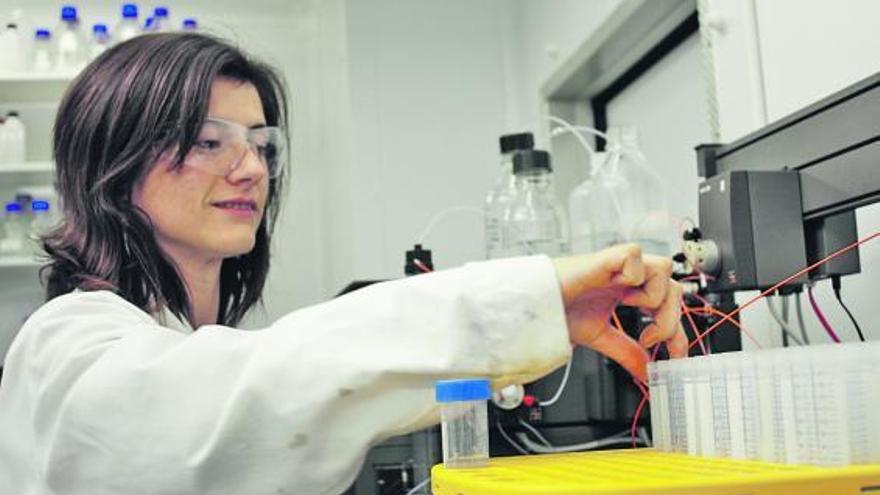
left=435, top=378, right=491, bottom=468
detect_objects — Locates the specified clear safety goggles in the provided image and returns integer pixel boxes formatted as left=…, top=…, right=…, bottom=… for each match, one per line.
left=184, top=117, right=286, bottom=179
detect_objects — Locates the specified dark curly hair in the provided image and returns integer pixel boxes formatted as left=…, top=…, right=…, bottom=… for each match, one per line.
left=42, top=32, right=289, bottom=327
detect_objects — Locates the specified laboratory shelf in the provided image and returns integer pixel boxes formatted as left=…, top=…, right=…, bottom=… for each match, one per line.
left=0, top=257, right=42, bottom=268
left=0, top=72, right=77, bottom=83
left=0, top=162, right=54, bottom=174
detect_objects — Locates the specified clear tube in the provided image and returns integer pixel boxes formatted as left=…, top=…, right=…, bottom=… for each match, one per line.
left=441, top=401, right=489, bottom=468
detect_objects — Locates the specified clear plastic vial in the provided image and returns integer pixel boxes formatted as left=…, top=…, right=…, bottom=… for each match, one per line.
left=435, top=378, right=490, bottom=469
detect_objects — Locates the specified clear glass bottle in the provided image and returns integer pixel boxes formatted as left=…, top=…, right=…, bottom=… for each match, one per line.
left=485, top=132, right=533, bottom=259
left=1, top=201, right=27, bottom=256
left=181, top=18, right=198, bottom=31
left=3, top=111, right=26, bottom=164
left=583, top=127, right=672, bottom=255
left=90, top=24, right=111, bottom=60
left=32, top=29, right=54, bottom=72
left=568, top=151, right=606, bottom=254
left=0, top=23, right=25, bottom=73
left=500, top=149, right=569, bottom=257
left=115, top=3, right=141, bottom=42
left=56, top=5, right=87, bottom=73
left=30, top=199, right=54, bottom=243
left=152, top=7, right=170, bottom=32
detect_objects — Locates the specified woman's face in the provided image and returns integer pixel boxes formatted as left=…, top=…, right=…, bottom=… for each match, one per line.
left=133, top=77, right=271, bottom=262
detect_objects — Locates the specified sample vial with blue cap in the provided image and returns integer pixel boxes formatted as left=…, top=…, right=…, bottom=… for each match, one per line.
left=435, top=378, right=491, bottom=468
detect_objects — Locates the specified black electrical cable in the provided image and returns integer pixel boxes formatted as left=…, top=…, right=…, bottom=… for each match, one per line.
left=831, top=275, right=866, bottom=342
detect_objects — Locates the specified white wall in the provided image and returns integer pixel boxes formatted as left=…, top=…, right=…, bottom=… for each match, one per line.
left=605, top=34, right=710, bottom=240
left=332, top=0, right=512, bottom=282
left=507, top=0, right=622, bottom=133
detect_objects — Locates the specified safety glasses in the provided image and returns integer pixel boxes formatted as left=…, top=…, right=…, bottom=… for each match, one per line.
left=184, top=117, right=286, bottom=179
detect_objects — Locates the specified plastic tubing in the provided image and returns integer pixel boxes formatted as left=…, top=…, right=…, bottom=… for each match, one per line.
left=538, top=357, right=573, bottom=407
left=765, top=297, right=804, bottom=346
left=416, top=206, right=484, bottom=245
left=807, top=285, right=842, bottom=343
left=515, top=431, right=640, bottom=453
left=547, top=115, right=601, bottom=162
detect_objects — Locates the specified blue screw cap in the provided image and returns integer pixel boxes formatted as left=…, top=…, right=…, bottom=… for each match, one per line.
left=122, top=3, right=138, bottom=19
left=35, top=29, right=51, bottom=39
left=61, top=6, right=77, bottom=22
left=182, top=18, right=197, bottom=29
left=435, top=378, right=491, bottom=403
left=31, top=200, right=50, bottom=212
left=154, top=7, right=169, bottom=18
left=5, top=202, right=23, bottom=213
left=93, top=23, right=108, bottom=34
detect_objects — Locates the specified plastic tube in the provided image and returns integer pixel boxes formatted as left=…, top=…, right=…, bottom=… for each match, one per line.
left=515, top=431, right=641, bottom=453
left=538, top=357, right=573, bottom=407
left=765, top=297, right=804, bottom=346
left=794, top=292, right=810, bottom=344
left=807, top=285, right=842, bottom=343
left=517, top=419, right=552, bottom=447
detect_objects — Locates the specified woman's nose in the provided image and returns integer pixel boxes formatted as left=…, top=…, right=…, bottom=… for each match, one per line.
left=227, top=146, right=267, bottom=183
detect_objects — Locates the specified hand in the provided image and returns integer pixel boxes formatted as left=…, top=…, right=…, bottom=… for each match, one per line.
left=552, top=244, right=689, bottom=383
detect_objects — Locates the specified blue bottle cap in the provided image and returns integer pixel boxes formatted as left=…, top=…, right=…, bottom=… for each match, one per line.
left=5, top=201, right=23, bottom=213
left=154, top=7, right=169, bottom=18
left=31, top=200, right=50, bottom=212
left=182, top=18, right=197, bottom=29
left=61, top=6, right=78, bottom=22
left=122, top=3, right=138, bottom=19
left=35, top=28, right=51, bottom=39
left=435, top=378, right=491, bottom=403
left=93, top=23, right=108, bottom=34
left=144, top=17, right=155, bottom=30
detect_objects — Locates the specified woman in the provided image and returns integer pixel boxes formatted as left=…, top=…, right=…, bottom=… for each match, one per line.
left=0, top=33, right=687, bottom=494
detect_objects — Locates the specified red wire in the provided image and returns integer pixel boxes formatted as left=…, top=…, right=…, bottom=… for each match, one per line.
left=682, top=301, right=708, bottom=355
left=688, top=231, right=880, bottom=349
left=627, top=232, right=879, bottom=450
left=684, top=306, right=763, bottom=349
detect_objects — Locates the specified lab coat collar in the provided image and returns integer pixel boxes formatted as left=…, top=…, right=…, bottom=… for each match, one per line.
left=154, top=306, right=195, bottom=334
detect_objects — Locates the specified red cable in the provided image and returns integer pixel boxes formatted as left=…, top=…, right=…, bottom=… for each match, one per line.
left=684, top=306, right=763, bottom=349
left=682, top=302, right=708, bottom=355
left=688, top=231, right=880, bottom=349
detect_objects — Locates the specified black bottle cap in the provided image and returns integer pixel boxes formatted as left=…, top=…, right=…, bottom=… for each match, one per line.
left=499, top=132, right=534, bottom=154
left=404, top=244, right=433, bottom=275
left=513, top=149, right=551, bottom=175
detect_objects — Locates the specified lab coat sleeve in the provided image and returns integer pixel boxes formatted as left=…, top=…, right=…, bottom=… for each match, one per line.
left=10, top=255, right=570, bottom=495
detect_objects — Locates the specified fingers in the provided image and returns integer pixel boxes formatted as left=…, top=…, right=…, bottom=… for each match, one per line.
left=605, top=244, right=646, bottom=287
left=666, top=324, right=690, bottom=358
left=638, top=281, right=684, bottom=348
left=552, top=244, right=646, bottom=305
left=587, top=323, right=651, bottom=383
left=620, top=255, right=673, bottom=310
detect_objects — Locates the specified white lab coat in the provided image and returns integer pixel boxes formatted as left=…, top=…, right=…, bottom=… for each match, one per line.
left=0, top=256, right=570, bottom=494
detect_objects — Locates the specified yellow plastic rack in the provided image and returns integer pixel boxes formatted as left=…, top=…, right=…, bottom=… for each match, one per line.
left=431, top=449, right=880, bottom=494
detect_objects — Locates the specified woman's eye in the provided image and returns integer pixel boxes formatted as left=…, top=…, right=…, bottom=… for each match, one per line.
left=194, top=139, right=222, bottom=151
left=257, top=143, right=277, bottom=160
